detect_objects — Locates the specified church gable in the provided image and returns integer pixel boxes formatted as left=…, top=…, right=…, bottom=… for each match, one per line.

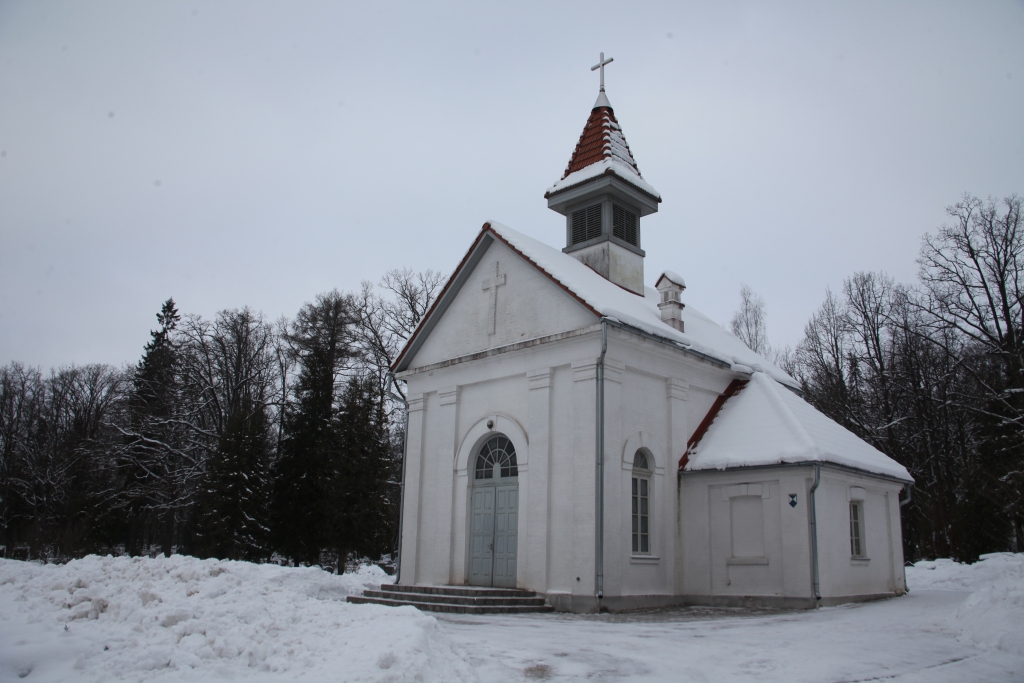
left=398, top=230, right=598, bottom=370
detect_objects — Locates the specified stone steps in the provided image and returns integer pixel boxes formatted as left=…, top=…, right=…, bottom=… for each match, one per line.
left=346, top=584, right=554, bottom=614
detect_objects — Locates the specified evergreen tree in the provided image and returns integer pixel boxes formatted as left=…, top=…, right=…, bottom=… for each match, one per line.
left=136, top=300, right=181, bottom=413
left=323, top=375, right=395, bottom=566
left=194, top=403, right=272, bottom=561
left=121, top=298, right=184, bottom=555
left=271, top=291, right=356, bottom=566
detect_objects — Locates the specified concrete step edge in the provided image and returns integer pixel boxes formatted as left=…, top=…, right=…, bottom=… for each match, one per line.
left=364, top=590, right=547, bottom=606
left=379, top=584, right=537, bottom=598
left=346, top=595, right=554, bottom=614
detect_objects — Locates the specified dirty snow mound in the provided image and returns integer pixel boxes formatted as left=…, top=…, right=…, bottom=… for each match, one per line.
left=0, top=555, right=476, bottom=682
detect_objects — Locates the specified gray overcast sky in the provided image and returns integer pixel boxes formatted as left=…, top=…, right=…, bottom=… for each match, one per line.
left=2, top=1, right=1022, bottom=370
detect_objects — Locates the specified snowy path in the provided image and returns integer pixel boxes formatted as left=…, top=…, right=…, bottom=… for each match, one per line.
left=437, top=591, right=1020, bottom=682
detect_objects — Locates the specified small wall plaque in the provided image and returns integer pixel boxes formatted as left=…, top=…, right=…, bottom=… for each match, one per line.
left=789, top=494, right=798, bottom=508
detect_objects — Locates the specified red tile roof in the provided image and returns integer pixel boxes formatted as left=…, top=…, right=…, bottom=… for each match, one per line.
left=561, top=105, right=642, bottom=179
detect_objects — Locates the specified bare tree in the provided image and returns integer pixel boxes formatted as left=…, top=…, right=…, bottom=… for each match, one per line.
left=730, top=284, right=771, bottom=357
left=356, top=268, right=445, bottom=400
left=918, top=193, right=1024, bottom=549
left=1, top=363, right=124, bottom=560
left=797, top=254, right=1021, bottom=559
left=919, top=194, right=1024, bottom=415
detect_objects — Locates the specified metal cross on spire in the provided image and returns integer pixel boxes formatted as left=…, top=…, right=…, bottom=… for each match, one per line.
left=591, top=52, right=614, bottom=92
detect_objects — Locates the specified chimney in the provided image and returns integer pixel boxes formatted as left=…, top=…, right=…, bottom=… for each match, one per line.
left=656, top=271, right=686, bottom=332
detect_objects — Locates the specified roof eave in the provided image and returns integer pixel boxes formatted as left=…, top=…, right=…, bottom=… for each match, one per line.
left=391, top=226, right=494, bottom=373
left=681, top=460, right=914, bottom=485
left=545, top=166, right=662, bottom=204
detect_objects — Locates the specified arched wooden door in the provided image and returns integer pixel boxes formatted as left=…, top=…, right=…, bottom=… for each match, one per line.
left=469, top=435, right=519, bottom=588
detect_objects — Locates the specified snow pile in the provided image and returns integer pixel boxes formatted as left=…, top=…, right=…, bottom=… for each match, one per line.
left=906, top=554, right=1020, bottom=591
left=907, top=553, right=1024, bottom=656
left=0, top=555, right=475, bottom=682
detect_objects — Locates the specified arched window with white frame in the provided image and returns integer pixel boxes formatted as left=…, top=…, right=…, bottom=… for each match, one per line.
left=632, top=450, right=651, bottom=555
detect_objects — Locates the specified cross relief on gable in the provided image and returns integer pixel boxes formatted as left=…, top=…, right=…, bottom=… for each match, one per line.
left=481, top=261, right=506, bottom=336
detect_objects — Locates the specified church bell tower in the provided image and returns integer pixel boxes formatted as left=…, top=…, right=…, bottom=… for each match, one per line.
left=544, top=53, right=661, bottom=296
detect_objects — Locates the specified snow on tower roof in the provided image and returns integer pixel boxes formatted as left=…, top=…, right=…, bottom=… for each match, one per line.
left=684, top=371, right=913, bottom=482
left=545, top=99, right=661, bottom=202
left=656, top=270, right=686, bottom=289
left=482, top=222, right=797, bottom=388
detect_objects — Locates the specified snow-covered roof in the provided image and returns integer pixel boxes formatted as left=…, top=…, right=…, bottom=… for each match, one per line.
left=546, top=158, right=661, bottom=202
left=486, top=222, right=798, bottom=388
left=656, top=270, right=686, bottom=289
left=685, top=372, right=913, bottom=482
left=545, top=97, right=661, bottom=202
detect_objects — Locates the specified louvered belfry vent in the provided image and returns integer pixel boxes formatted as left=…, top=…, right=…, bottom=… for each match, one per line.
left=612, top=204, right=638, bottom=246
left=571, top=203, right=603, bottom=245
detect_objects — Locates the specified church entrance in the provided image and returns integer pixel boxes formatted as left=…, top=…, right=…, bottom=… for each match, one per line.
left=469, top=435, right=519, bottom=588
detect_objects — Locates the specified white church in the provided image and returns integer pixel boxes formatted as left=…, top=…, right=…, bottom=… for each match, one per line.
left=388, top=59, right=913, bottom=613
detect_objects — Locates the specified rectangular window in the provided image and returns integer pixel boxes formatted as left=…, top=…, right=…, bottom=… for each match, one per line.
left=632, top=476, right=649, bottom=554
left=850, top=501, right=865, bottom=557
left=571, top=204, right=603, bottom=245
left=612, top=204, right=638, bottom=246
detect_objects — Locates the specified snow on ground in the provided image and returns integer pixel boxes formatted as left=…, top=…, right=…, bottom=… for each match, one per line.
left=0, top=553, right=1021, bottom=682
left=0, top=555, right=474, bottom=682
left=908, top=552, right=1024, bottom=655
left=440, top=554, right=1023, bottom=682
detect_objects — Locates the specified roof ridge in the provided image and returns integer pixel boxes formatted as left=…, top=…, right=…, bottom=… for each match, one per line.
left=678, top=379, right=748, bottom=470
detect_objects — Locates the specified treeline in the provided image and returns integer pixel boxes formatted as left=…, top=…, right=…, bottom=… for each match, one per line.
left=0, top=270, right=443, bottom=568
left=5, top=195, right=1020, bottom=567
left=736, top=194, right=1023, bottom=562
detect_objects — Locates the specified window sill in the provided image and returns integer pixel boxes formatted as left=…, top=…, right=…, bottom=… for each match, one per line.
left=630, top=555, right=660, bottom=564
left=851, top=557, right=871, bottom=565
left=727, top=557, right=769, bottom=566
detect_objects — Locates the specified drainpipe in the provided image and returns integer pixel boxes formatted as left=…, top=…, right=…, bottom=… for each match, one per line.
left=386, top=372, right=410, bottom=584
left=899, top=483, right=912, bottom=510
left=809, top=463, right=821, bottom=604
left=595, top=320, right=608, bottom=609
left=900, top=484, right=912, bottom=593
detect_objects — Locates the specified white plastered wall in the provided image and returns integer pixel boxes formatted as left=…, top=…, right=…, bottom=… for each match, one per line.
left=679, top=467, right=816, bottom=607
left=411, top=240, right=596, bottom=368
left=398, top=319, right=737, bottom=611
left=678, top=465, right=907, bottom=608
left=815, top=469, right=907, bottom=600
left=394, top=239, right=909, bottom=609
left=587, top=328, right=736, bottom=609
left=398, top=330, right=605, bottom=603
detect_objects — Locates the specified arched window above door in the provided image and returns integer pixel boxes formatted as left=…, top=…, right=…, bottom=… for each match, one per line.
left=475, top=435, right=518, bottom=480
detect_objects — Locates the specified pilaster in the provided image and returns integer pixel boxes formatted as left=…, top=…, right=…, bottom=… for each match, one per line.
left=569, top=360, right=598, bottom=601
left=434, top=386, right=459, bottom=584
left=601, top=359, right=625, bottom=595
left=400, top=393, right=425, bottom=585
left=526, top=367, right=553, bottom=590
left=666, top=377, right=689, bottom=594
